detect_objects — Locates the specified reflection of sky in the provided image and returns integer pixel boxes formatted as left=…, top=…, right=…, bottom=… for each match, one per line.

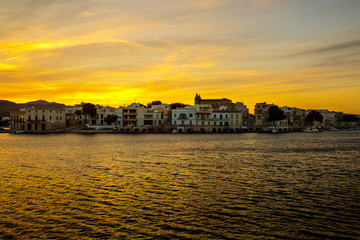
left=0, top=0, right=359, bottom=113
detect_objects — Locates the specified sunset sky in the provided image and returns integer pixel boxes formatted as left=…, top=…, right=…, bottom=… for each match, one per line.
left=1, top=0, right=359, bottom=113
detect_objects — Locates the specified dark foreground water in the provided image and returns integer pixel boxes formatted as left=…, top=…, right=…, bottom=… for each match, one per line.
left=0, top=132, right=359, bottom=239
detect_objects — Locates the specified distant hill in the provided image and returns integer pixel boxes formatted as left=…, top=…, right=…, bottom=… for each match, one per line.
left=22, top=100, right=66, bottom=108
left=0, top=100, right=18, bottom=112
left=0, top=100, right=66, bottom=117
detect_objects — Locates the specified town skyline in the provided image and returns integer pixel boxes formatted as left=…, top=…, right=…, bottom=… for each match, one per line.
left=1, top=0, right=360, bottom=114
left=1, top=94, right=359, bottom=115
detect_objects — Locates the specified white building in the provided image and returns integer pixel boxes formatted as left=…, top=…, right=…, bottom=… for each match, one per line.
left=115, top=108, right=123, bottom=127
left=172, top=106, right=196, bottom=126
left=211, top=106, right=229, bottom=127
left=149, top=104, right=170, bottom=111
left=138, top=109, right=167, bottom=127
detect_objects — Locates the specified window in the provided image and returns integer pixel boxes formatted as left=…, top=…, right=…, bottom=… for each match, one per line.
left=174, top=121, right=177, bottom=124
left=174, top=114, right=177, bottom=117
left=189, top=113, right=193, bottom=117
left=144, top=120, right=153, bottom=125
left=189, top=120, right=192, bottom=125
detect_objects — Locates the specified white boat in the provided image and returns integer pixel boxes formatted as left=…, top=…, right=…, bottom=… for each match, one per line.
left=303, top=127, right=320, bottom=133
left=13, top=130, right=24, bottom=134
left=172, top=129, right=178, bottom=134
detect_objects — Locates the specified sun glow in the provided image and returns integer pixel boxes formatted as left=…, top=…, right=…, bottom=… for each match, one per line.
left=0, top=1, right=359, bottom=113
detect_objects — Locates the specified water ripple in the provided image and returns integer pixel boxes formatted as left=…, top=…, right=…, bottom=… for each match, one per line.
left=0, top=132, right=359, bottom=239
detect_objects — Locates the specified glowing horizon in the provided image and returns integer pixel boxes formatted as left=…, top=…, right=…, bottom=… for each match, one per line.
left=1, top=0, right=360, bottom=114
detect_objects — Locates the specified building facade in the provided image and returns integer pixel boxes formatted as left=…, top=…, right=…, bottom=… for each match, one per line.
left=10, top=106, right=66, bottom=132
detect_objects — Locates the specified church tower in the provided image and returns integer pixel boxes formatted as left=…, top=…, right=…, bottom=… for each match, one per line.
left=195, top=93, right=201, bottom=105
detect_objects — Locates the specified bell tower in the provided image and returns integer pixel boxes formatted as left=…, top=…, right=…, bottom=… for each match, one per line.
left=195, top=93, right=201, bottom=105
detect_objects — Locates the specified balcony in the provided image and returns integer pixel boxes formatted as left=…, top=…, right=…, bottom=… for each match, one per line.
left=178, top=114, right=188, bottom=120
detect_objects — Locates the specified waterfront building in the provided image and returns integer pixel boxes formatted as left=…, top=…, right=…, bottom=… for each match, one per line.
left=90, top=105, right=116, bottom=126
left=65, top=105, right=85, bottom=127
left=149, top=104, right=170, bottom=111
left=315, top=109, right=337, bottom=127
left=211, top=106, right=229, bottom=128
left=138, top=109, right=167, bottom=127
left=172, top=106, right=196, bottom=132
left=229, top=110, right=243, bottom=131
left=281, top=106, right=306, bottom=129
left=269, top=119, right=289, bottom=132
left=122, top=103, right=147, bottom=127
left=114, top=108, right=123, bottom=127
left=254, top=102, right=274, bottom=128
left=149, top=106, right=169, bottom=126
left=10, top=106, right=66, bottom=132
left=233, top=102, right=249, bottom=118
left=195, top=93, right=232, bottom=110
left=194, top=104, right=212, bottom=132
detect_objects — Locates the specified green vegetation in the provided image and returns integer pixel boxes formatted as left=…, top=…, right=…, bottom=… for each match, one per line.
left=170, top=103, right=185, bottom=109
left=104, top=115, right=118, bottom=125
left=306, top=111, right=324, bottom=125
left=267, top=105, right=286, bottom=122
left=342, top=114, right=360, bottom=122
left=147, top=100, right=162, bottom=108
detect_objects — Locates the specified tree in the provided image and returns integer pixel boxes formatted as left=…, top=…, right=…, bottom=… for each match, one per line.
left=82, top=103, right=97, bottom=124
left=170, top=103, right=185, bottom=109
left=267, top=105, right=286, bottom=122
left=306, top=111, right=323, bottom=125
left=342, top=114, right=360, bottom=122
left=82, top=103, right=97, bottom=118
left=75, top=110, right=82, bottom=116
left=147, top=100, right=162, bottom=108
left=104, top=115, right=118, bottom=125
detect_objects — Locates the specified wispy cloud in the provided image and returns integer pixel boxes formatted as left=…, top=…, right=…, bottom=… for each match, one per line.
left=290, top=39, right=360, bottom=56
left=0, top=0, right=360, bottom=113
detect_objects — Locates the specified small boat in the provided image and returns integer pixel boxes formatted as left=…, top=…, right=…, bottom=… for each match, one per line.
left=302, top=127, right=320, bottom=133
left=172, top=129, right=178, bottom=134
left=13, top=130, right=24, bottom=134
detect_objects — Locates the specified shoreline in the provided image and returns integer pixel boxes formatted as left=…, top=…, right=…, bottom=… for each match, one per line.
left=1, top=127, right=359, bottom=135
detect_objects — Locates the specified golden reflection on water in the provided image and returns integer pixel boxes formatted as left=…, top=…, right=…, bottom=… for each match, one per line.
left=0, top=132, right=359, bottom=239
